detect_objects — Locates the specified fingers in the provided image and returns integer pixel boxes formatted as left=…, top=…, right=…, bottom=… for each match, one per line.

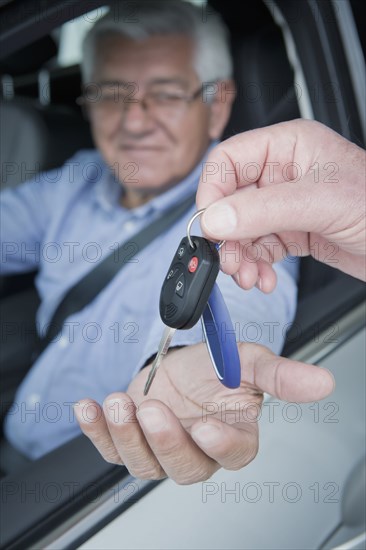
left=197, top=120, right=366, bottom=283
left=196, top=119, right=327, bottom=210
left=197, top=123, right=290, bottom=208
left=74, top=399, right=123, bottom=465
left=103, top=395, right=166, bottom=479
left=191, top=418, right=258, bottom=471
left=221, top=241, right=278, bottom=293
left=136, top=400, right=219, bottom=484
left=75, top=395, right=220, bottom=484
left=220, top=240, right=260, bottom=288
left=231, top=258, right=277, bottom=292
left=240, top=343, right=335, bottom=402
left=75, top=394, right=165, bottom=479
left=255, top=260, right=277, bottom=293
left=200, top=180, right=328, bottom=243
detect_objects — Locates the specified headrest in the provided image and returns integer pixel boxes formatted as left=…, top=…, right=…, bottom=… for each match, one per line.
left=224, top=25, right=300, bottom=138
left=0, top=98, right=93, bottom=190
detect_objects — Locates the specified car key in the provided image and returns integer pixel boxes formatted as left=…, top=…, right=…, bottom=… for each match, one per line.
left=144, top=325, right=177, bottom=395
left=144, top=235, right=220, bottom=395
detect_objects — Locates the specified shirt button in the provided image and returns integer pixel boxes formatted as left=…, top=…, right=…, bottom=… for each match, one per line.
left=123, top=220, right=137, bottom=232
left=59, top=336, right=69, bottom=348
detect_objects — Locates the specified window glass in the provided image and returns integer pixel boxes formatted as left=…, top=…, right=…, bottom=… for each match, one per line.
left=56, top=1, right=207, bottom=69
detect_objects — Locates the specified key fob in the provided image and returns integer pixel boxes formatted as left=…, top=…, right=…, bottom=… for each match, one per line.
left=160, top=236, right=220, bottom=329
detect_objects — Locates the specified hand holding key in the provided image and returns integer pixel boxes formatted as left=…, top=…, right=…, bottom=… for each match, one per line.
left=75, top=342, right=334, bottom=484
left=75, top=206, right=334, bottom=483
left=197, top=119, right=366, bottom=288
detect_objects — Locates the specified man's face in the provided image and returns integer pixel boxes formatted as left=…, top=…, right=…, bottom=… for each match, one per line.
left=87, top=34, right=228, bottom=195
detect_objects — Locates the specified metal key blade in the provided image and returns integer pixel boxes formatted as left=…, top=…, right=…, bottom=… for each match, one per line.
left=144, top=326, right=176, bottom=395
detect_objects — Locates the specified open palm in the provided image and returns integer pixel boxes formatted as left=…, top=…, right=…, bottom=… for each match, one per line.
left=75, top=342, right=334, bottom=484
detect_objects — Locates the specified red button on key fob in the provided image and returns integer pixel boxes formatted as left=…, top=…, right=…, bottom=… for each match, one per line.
left=188, top=256, right=199, bottom=273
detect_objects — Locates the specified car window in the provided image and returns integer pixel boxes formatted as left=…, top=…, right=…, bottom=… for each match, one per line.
left=56, top=1, right=208, bottom=70
left=55, top=7, right=108, bottom=69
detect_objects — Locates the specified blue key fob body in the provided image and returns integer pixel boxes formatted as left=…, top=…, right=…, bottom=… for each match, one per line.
left=202, top=283, right=241, bottom=388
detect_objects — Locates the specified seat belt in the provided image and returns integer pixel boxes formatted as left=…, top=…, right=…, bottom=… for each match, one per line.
left=39, top=193, right=196, bottom=353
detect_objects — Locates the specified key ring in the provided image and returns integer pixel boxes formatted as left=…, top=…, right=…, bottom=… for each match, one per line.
left=186, top=209, right=225, bottom=250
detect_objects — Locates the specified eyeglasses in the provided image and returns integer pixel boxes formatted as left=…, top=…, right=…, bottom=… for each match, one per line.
left=77, top=83, right=211, bottom=118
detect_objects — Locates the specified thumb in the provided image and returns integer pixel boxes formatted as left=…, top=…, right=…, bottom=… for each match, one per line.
left=240, top=343, right=335, bottom=403
left=200, top=178, right=334, bottom=242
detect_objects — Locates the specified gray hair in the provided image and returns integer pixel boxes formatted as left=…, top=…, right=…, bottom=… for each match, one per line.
left=81, top=0, right=232, bottom=84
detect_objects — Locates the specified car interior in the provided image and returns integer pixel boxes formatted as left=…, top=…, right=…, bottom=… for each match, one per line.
left=0, top=0, right=365, bottom=548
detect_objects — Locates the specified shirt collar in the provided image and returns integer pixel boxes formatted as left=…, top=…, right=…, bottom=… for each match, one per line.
left=92, top=141, right=219, bottom=216
left=92, top=155, right=123, bottom=213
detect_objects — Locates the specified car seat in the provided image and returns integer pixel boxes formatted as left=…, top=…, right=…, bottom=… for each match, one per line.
left=0, top=97, right=93, bottom=191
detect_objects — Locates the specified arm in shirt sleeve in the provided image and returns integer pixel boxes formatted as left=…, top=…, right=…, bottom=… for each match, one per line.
left=0, top=152, right=85, bottom=276
left=0, top=177, right=52, bottom=274
left=133, top=259, right=299, bottom=378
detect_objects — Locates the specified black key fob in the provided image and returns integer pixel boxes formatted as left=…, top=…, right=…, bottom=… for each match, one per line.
left=160, top=236, right=220, bottom=329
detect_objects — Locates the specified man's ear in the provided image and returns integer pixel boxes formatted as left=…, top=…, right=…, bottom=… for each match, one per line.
left=207, top=79, right=236, bottom=140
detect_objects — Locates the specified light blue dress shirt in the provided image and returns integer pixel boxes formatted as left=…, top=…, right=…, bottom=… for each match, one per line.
left=0, top=147, right=299, bottom=459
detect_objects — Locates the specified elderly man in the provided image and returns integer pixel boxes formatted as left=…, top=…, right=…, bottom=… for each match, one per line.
left=0, top=1, right=300, bottom=477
